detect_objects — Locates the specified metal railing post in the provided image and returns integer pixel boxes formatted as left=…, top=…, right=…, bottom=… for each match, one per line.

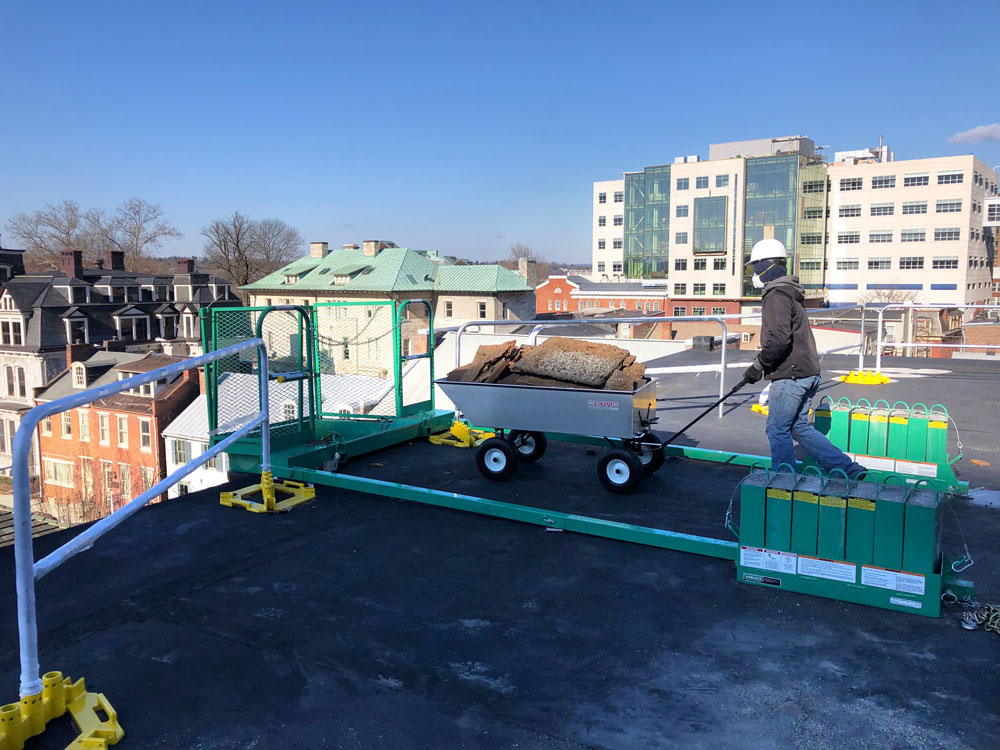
left=713, top=317, right=728, bottom=418
left=12, top=414, right=41, bottom=697
left=858, top=305, right=867, bottom=371
left=876, top=305, right=887, bottom=372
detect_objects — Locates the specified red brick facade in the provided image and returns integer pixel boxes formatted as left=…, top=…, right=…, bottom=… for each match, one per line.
left=535, top=276, right=742, bottom=319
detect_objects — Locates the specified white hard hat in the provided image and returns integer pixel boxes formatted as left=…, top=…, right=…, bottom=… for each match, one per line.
left=746, top=239, right=787, bottom=266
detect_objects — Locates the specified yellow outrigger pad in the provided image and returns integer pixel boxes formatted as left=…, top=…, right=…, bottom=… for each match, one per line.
left=220, top=472, right=316, bottom=513
left=428, top=420, right=494, bottom=448
left=839, top=370, right=891, bottom=385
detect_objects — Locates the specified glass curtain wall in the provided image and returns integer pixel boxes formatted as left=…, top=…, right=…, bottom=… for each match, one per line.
left=742, top=155, right=799, bottom=296
left=693, top=196, right=727, bottom=254
left=624, top=172, right=646, bottom=278
left=624, top=165, right=671, bottom=278
left=796, top=158, right=829, bottom=291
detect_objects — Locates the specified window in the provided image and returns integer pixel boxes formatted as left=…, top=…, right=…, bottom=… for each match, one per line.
left=800, top=233, right=823, bottom=245
left=716, top=175, right=729, bottom=188
left=79, top=410, right=89, bottom=442
left=869, top=231, right=892, bottom=243
left=839, top=205, right=861, bottom=218
left=597, top=239, right=605, bottom=250
left=117, top=416, right=128, bottom=447
left=635, top=301, right=642, bottom=310
left=172, top=439, right=188, bottom=465
left=712, top=283, right=726, bottom=295
left=871, top=175, right=896, bottom=189
left=676, top=178, right=689, bottom=190
left=477, top=302, right=487, bottom=319
left=836, top=258, right=860, bottom=270
left=868, top=257, right=891, bottom=270
left=72, top=364, right=86, bottom=388
left=598, top=216, right=606, bottom=227
left=675, top=232, right=688, bottom=244
left=839, top=178, right=863, bottom=191
left=713, top=258, right=726, bottom=271
left=643, top=301, right=651, bottom=311
left=42, top=417, right=52, bottom=436
left=692, top=306, right=706, bottom=316
left=612, top=239, right=623, bottom=249
left=613, top=215, right=623, bottom=226
left=43, top=459, right=74, bottom=488
left=4, top=366, right=26, bottom=398
left=139, top=419, right=151, bottom=451
left=932, top=257, right=959, bottom=269
left=613, top=191, right=623, bottom=203
left=652, top=302, right=660, bottom=311
left=899, top=256, right=924, bottom=269
left=838, top=232, right=860, bottom=244
left=62, top=412, right=72, bottom=438
left=598, top=192, right=607, bottom=204
left=803, top=207, right=825, bottom=219
left=870, top=203, right=894, bottom=216
left=802, top=180, right=826, bottom=194
left=693, top=283, right=706, bottom=295
left=140, top=466, right=155, bottom=493
left=988, top=203, right=1000, bottom=222
left=696, top=176, right=709, bottom=189
left=547, top=300, right=553, bottom=311
left=934, top=228, right=960, bottom=241
left=444, top=300, right=453, bottom=318
left=597, top=261, right=606, bottom=272
left=554, top=300, right=561, bottom=311
left=612, top=262, right=622, bottom=273
left=799, top=260, right=822, bottom=271
left=903, top=174, right=929, bottom=187
left=936, top=199, right=962, bottom=213
left=674, top=284, right=686, bottom=295
left=676, top=205, right=689, bottom=218
left=937, top=171, right=963, bottom=184
left=98, top=413, right=110, bottom=445
left=693, top=258, right=707, bottom=271
left=673, top=306, right=687, bottom=316
left=712, top=307, right=726, bottom=315
left=674, top=259, right=687, bottom=271
left=902, top=201, right=927, bottom=215
left=1, top=321, right=24, bottom=346
left=118, top=464, right=131, bottom=500
left=900, top=230, right=925, bottom=242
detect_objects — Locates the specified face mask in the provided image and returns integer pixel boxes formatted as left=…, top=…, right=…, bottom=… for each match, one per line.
left=750, top=259, right=783, bottom=289
left=751, top=273, right=766, bottom=289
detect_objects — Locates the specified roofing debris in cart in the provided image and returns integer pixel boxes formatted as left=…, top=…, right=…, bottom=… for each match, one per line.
left=447, top=337, right=649, bottom=391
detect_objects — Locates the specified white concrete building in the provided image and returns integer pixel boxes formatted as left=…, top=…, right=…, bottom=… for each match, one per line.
left=825, top=155, right=997, bottom=308
left=162, top=394, right=231, bottom=498
left=591, top=179, right=625, bottom=280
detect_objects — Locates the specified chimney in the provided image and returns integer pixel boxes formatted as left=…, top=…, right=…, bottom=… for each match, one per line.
left=517, top=258, right=539, bottom=289
left=106, top=249, right=126, bottom=271
left=60, top=249, right=84, bottom=279
left=362, top=240, right=394, bottom=257
left=177, top=257, right=196, bottom=274
left=310, top=241, right=329, bottom=259
left=66, top=343, right=92, bottom=368
left=342, top=243, right=360, bottom=251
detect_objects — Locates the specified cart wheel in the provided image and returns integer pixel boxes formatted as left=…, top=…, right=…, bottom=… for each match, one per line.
left=509, top=430, right=547, bottom=463
left=598, top=448, right=643, bottom=494
left=476, top=437, right=519, bottom=481
left=637, top=445, right=666, bottom=474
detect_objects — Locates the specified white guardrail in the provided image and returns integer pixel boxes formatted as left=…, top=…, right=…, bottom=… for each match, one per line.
left=12, top=338, right=272, bottom=698
left=873, top=303, right=1000, bottom=371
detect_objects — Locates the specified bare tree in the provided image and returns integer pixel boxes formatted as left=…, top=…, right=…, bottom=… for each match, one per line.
left=502, top=242, right=550, bottom=283
left=92, top=198, right=182, bottom=271
left=509, top=242, right=540, bottom=262
left=6, top=198, right=181, bottom=272
left=201, top=212, right=303, bottom=300
left=858, top=286, right=920, bottom=306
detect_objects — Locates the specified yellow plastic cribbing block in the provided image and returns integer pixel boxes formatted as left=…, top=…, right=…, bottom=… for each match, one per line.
left=839, top=370, right=891, bottom=385
left=428, top=420, right=494, bottom=448
left=0, top=671, right=123, bottom=750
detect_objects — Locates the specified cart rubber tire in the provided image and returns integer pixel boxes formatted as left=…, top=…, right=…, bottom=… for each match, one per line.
left=637, top=445, right=666, bottom=474
left=509, top=430, right=547, bottom=463
left=598, top=448, right=644, bottom=494
left=476, top=437, right=519, bottom=481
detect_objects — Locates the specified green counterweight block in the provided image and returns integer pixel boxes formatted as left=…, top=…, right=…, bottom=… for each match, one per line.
left=867, top=400, right=890, bottom=458
left=926, top=405, right=949, bottom=465
left=791, top=476, right=822, bottom=556
left=817, top=477, right=849, bottom=560
left=905, top=404, right=930, bottom=462
left=848, top=400, right=872, bottom=455
left=873, top=482, right=907, bottom=570
left=845, top=482, right=878, bottom=565
left=903, top=487, right=942, bottom=576
left=739, top=471, right=769, bottom=548
left=813, top=400, right=833, bottom=437
left=886, top=402, right=910, bottom=460
left=827, top=398, right=853, bottom=451
left=765, top=473, right=796, bottom=551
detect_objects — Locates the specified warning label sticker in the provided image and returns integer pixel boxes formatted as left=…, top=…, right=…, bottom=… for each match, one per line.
left=893, top=460, right=938, bottom=478
left=743, top=573, right=782, bottom=587
left=890, top=596, right=923, bottom=610
left=587, top=400, right=619, bottom=411
left=861, top=566, right=926, bottom=595
left=853, top=454, right=895, bottom=472
left=740, top=546, right=797, bottom=575
left=797, top=555, right=857, bottom=583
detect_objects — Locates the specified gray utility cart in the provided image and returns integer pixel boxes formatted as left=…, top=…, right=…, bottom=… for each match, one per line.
left=435, top=378, right=663, bottom=494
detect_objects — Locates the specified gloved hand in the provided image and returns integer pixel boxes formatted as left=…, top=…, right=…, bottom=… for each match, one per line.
left=743, top=361, right=764, bottom=384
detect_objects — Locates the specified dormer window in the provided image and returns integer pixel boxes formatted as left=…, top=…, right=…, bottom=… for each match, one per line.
left=1, top=321, right=23, bottom=347
left=72, top=286, right=87, bottom=304
left=117, top=371, right=155, bottom=397
left=0, top=295, right=15, bottom=311
left=333, top=275, right=350, bottom=285
left=284, top=275, right=299, bottom=285
left=72, top=363, right=87, bottom=388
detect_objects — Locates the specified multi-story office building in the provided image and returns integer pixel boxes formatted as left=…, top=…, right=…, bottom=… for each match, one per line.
left=592, top=138, right=999, bottom=309
left=824, top=155, right=997, bottom=307
left=977, top=196, right=998, bottom=299
left=591, top=180, right=625, bottom=280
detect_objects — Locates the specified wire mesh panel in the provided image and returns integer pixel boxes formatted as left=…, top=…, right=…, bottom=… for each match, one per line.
left=314, top=302, right=399, bottom=417
left=208, top=306, right=315, bottom=443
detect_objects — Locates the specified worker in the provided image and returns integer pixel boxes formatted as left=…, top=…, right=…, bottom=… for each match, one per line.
left=742, top=239, right=866, bottom=478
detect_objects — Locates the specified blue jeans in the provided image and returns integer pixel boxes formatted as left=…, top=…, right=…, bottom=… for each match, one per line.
left=766, top=375, right=861, bottom=475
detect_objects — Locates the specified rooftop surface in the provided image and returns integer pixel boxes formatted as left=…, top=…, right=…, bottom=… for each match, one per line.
left=1, top=354, right=998, bottom=749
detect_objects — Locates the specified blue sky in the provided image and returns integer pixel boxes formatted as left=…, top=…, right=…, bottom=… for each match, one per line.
left=2, top=0, right=999, bottom=264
